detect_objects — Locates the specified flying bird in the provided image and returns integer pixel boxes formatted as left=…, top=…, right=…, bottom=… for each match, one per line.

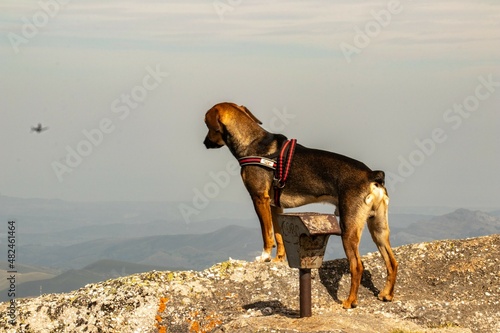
left=31, top=123, right=49, bottom=133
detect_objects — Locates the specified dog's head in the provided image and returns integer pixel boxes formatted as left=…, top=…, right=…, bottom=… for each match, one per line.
left=203, top=102, right=262, bottom=149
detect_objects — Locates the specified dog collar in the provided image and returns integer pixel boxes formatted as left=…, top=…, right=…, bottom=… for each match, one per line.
left=238, top=139, right=297, bottom=207
left=238, top=156, right=277, bottom=169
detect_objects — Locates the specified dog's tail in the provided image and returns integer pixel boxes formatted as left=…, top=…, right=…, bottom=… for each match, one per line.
left=365, top=170, right=389, bottom=210
left=369, top=170, right=385, bottom=186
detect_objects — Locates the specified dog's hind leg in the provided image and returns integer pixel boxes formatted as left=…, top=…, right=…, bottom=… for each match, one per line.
left=367, top=190, right=398, bottom=302
left=271, top=205, right=286, bottom=262
left=339, top=200, right=368, bottom=309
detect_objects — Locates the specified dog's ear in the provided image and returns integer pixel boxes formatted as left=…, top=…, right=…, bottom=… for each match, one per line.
left=205, top=108, right=222, bottom=132
left=237, top=105, right=263, bottom=125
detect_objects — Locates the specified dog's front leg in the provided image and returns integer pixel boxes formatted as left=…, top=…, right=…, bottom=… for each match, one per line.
left=271, top=205, right=286, bottom=262
left=251, top=194, right=274, bottom=262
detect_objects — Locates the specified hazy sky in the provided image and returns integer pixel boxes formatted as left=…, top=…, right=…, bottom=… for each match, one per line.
left=1, top=0, right=499, bottom=213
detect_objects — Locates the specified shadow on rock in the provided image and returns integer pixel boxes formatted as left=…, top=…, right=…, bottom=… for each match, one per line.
left=243, top=300, right=299, bottom=318
left=319, top=258, right=380, bottom=303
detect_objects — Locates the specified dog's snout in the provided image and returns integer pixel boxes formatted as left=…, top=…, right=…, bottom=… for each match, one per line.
left=203, top=136, right=211, bottom=148
left=204, top=136, right=223, bottom=149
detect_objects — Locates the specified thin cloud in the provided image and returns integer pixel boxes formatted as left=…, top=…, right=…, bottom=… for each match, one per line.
left=1, top=0, right=499, bottom=61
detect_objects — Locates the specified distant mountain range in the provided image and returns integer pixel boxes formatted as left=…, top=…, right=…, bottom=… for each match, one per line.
left=0, top=260, right=171, bottom=301
left=0, top=225, right=263, bottom=301
left=0, top=195, right=256, bottom=245
left=16, top=225, right=262, bottom=270
left=0, top=195, right=499, bottom=301
left=390, top=208, right=500, bottom=246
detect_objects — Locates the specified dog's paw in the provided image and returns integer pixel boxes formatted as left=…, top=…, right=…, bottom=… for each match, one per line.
left=377, top=293, right=394, bottom=302
left=342, top=299, right=358, bottom=309
left=255, top=255, right=271, bottom=262
left=255, top=251, right=272, bottom=262
left=271, top=255, right=286, bottom=263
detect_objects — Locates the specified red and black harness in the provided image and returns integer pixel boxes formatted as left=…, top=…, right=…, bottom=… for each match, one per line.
left=238, top=139, right=297, bottom=207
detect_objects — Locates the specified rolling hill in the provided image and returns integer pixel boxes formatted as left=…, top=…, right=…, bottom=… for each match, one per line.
left=0, top=259, right=173, bottom=301
left=17, top=225, right=263, bottom=270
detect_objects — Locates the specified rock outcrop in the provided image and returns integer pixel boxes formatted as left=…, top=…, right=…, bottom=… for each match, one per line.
left=1, top=235, right=499, bottom=333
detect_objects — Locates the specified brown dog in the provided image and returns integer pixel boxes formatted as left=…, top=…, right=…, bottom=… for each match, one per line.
left=203, top=102, right=397, bottom=308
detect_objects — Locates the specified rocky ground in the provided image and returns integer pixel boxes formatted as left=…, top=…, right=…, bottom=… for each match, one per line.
left=1, top=234, right=499, bottom=333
